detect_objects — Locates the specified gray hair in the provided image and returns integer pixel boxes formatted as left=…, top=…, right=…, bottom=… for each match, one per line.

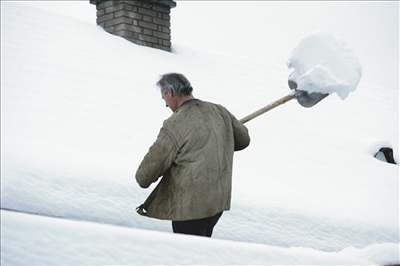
left=156, top=73, right=193, bottom=96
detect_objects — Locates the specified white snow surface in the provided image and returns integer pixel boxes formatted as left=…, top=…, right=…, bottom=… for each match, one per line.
left=1, top=1, right=399, bottom=265
left=2, top=210, right=399, bottom=265
left=287, top=32, right=362, bottom=99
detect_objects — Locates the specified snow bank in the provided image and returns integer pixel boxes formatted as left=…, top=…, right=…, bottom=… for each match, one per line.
left=2, top=156, right=398, bottom=253
left=341, top=243, right=400, bottom=266
left=287, top=32, right=362, bottom=99
left=3, top=210, right=398, bottom=265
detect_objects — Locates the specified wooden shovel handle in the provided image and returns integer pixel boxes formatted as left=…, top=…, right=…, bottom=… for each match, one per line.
left=239, top=94, right=296, bottom=124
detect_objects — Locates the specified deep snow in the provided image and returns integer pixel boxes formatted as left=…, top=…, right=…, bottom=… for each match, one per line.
left=1, top=1, right=399, bottom=265
left=2, top=209, right=399, bottom=265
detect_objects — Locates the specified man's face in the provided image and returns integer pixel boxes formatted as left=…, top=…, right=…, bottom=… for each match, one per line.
left=162, top=90, right=176, bottom=112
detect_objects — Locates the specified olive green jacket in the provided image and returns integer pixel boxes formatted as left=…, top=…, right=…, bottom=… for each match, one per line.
left=135, top=99, right=250, bottom=221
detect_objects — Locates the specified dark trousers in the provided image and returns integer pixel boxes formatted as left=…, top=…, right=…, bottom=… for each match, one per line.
left=172, top=212, right=223, bottom=237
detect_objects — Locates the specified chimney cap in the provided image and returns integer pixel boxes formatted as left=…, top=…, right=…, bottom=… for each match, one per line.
left=90, top=0, right=176, bottom=8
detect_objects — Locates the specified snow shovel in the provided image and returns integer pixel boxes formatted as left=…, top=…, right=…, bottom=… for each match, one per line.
left=239, top=80, right=329, bottom=124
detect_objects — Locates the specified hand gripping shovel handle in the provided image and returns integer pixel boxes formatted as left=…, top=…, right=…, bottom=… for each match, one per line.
left=239, top=93, right=296, bottom=124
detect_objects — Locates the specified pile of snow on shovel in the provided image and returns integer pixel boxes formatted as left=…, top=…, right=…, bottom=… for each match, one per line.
left=287, top=32, right=362, bottom=99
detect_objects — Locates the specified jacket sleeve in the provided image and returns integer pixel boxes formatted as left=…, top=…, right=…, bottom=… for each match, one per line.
left=135, top=126, right=179, bottom=188
left=230, top=113, right=250, bottom=151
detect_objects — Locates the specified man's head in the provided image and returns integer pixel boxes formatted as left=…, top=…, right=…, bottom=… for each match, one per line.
left=156, top=73, right=193, bottom=112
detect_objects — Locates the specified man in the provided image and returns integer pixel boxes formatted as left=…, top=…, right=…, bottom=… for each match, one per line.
left=135, top=73, right=250, bottom=237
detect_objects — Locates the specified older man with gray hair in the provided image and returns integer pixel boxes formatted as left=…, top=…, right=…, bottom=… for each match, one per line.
left=135, top=73, right=250, bottom=237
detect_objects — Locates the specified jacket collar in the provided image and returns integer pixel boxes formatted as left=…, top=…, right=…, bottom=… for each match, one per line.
left=175, top=98, right=200, bottom=112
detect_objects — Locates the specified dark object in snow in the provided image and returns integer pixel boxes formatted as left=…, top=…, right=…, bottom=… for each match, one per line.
left=90, top=0, right=176, bottom=52
left=289, top=79, right=329, bottom=108
left=374, top=147, right=397, bottom=164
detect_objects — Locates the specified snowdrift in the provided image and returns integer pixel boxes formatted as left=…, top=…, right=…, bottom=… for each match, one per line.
left=2, top=210, right=398, bottom=265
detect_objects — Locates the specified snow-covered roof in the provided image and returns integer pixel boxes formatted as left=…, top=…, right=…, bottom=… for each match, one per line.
left=1, top=1, right=398, bottom=265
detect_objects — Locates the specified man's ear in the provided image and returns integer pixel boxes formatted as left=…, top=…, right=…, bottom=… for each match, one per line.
left=165, top=89, right=173, bottom=98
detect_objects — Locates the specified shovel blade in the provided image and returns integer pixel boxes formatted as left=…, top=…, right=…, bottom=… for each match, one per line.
left=295, top=90, right=329, bottom=107
left=288, top=80, right=329, bottom=108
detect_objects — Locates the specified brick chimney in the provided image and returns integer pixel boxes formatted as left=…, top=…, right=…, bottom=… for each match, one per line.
left=90, top=0, right=176, bottom=51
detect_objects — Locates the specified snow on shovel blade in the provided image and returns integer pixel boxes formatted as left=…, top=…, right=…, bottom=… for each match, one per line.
left=288, top=79, right=329, bottom=108
left=287, top=32, right=362, bottom=102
